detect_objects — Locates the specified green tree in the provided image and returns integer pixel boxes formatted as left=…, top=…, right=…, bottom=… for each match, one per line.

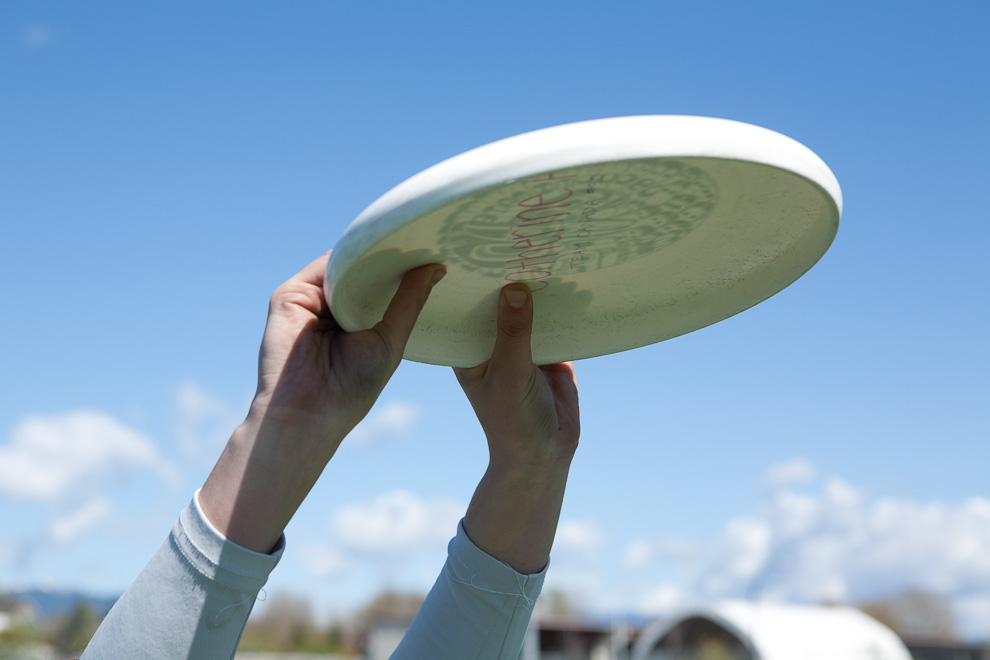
left=238, top=592, right=347, bottom=653
left=46, top=602, right=100, bottom=655
left=355, top=589, right=425, bottom=628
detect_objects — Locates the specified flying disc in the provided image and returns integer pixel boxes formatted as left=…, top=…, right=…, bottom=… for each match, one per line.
left=325, top=115, right=842, bottom=367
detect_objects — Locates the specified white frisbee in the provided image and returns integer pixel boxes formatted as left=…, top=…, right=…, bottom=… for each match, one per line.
left=326, top=116, right=842, bottom=367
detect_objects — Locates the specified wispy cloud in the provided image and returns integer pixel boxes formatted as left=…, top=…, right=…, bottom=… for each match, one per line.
left=300, top=544, right=350, bottom=579
left=48, top=497, right=112, bottom=544
left=640, top=583, right=682, bottom=614
left=345, top=401, right=421, bottom=445
left=623, top=537, right=701, bottom=569
left=174, top=381, right=245, bottom=463
left=762, top=457, right=817, bottom=490
left=0, top=410, right=178, bottom=500
left=544, top=519, right=608, bottom=611
left=21, top=25, right=55, bottom=49
left=554, top=519, right=604, bottom=561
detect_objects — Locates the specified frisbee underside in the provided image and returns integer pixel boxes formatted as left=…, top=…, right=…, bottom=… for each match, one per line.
left=327, top=116, right=841, bottom=368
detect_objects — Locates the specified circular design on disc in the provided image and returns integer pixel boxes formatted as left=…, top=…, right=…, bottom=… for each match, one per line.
left=437, top=159, right=719, bottom=279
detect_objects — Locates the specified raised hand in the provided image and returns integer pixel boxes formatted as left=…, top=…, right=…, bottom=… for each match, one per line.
left=255, top=253, right=447, bottom=443
left=454, top=284, right=581, bottom=574
left=200, top=254, right=445, bottom=553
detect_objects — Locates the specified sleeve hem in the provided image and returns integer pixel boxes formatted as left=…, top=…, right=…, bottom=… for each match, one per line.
left=447, top=519, right=546, bottom=603
left=168, top=490, right=285, bottom=593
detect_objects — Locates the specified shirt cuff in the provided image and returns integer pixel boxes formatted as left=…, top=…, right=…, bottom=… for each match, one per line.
left=448, top=519, right=546, bottom=602
left=170, top=489, right=286, bottom=594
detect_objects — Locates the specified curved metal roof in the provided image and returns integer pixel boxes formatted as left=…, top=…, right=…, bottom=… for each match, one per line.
left=632, top=600, right=912, bottom=660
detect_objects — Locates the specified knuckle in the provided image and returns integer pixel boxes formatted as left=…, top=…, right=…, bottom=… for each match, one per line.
left=270, top=282, right=292, bottom=305
left=497, top=314, right=529, bottom=339
left=270, top=283, right=317, bottom=313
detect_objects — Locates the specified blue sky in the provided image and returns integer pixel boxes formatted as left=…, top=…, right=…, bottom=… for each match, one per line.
left=2, top=0, right=989, bottom=638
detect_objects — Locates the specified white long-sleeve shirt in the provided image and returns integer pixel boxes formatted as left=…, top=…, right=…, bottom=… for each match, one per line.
left=82, top=492, right=545, bottom=659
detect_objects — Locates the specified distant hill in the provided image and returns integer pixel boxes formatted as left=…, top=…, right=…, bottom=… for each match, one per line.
left=3, top=589, right=119, bottom=620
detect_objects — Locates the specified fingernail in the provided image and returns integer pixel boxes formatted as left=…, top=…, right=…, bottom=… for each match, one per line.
left=430, top=267, right=447, bottom=286
left=504, top=286, right=527, bottom=308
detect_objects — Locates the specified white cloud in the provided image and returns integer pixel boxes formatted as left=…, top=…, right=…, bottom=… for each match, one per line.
left=345, top=401, right=421, bottom=445
left=331, top=490, right=463, bottom=559
left=554, top=520, right=604, bottom=560
left=21, top=25, right=55, bottom=49
left=707, top=480, right=990, bottom=605
left=629, top=461, right=990, bottom=639
left=292, top=489, right=465, bottom=580
left=174, top=382, right=244, bottom=463
left=539, top=519, right=608, bottom=612
left=48, top=497, right=112, bottom=543
left=0, top=411, right=177, bottom=500
left=763, top=457, right=817, bottom=490
left=623, top=537, right=701, bottom=568
left=698, top=515, right=772, bottom=597
left=623, top=540, right=655, bottom=569
left=543, top=569, right=605, bottom=612
left=300, top=544, right=350, bottom=579
left=640, top=583, right=682, bottom=615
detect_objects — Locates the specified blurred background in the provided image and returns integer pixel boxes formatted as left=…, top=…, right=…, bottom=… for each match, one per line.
left=1, top=1, right=988, bottom=657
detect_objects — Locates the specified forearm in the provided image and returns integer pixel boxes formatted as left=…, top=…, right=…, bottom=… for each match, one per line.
left=199, top=401, right=344, bottom=554
left=462, top=452, right=574, bottom=575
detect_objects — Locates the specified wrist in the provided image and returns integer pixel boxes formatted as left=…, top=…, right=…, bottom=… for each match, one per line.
left=243, top=394, right=350, bottom=460
left=462, top=453, right=573, bottom=575
left=486, top=439, right=577, bottom=480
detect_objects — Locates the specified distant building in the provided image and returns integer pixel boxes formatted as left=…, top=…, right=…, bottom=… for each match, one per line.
left=364, top=601, right=989, bottom=660
left=365, top=615, right=639, bottom=660
left=522, top=615, right=638, bottom=660
left=902, top=639, right=990, bottom=660
left=364, top=620, right=413, bottom=660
